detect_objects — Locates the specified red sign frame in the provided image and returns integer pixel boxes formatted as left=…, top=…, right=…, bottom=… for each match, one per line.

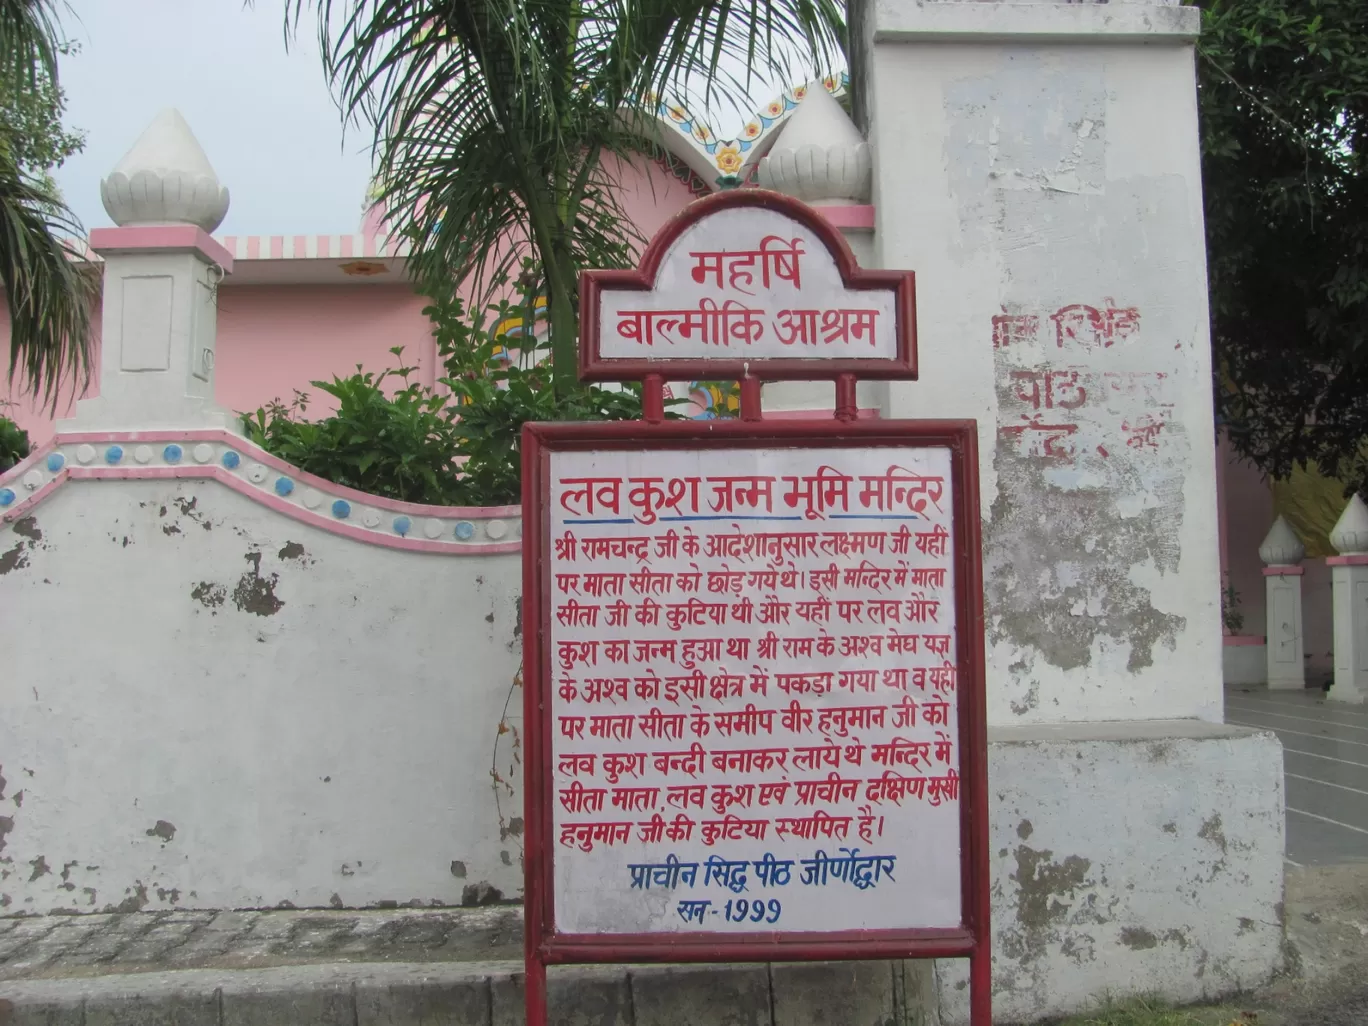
left=520, top=418, right=991, bottom=1026
left=578, top=189, right=918, bottom=383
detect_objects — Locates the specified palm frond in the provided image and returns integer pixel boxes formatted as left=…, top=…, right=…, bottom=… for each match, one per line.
left=0, top=152, right=95, bottom=407
left=0, top=0, right=62, bottom=87
left=282, top=0, right=846, bottom=392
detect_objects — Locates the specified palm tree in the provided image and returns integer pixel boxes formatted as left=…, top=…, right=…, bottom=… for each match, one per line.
left=0, top=0, right=95, bottom=408
left=286, top=0, right=844, bottom=396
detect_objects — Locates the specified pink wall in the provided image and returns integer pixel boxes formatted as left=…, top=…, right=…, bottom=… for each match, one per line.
left=1220, top=434, right=1273, bottom=639
left=0, top=287, right=434, bottom=447
left=0, top=308, right=101, bottom=449
left=1302, top=557, right=1334, bottom=677
left=606, top=154, right=704, bottom=242
left=215, top=285, right=435, bottom=418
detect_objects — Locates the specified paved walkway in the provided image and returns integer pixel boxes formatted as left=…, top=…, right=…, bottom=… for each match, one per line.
left=0, top=907, right=522, bottom=981
left=0, top=906, right=920, bottom=1026
left=1224, top=685, right=1368, bottom=865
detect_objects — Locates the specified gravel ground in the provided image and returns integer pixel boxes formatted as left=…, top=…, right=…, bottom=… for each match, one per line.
left=1239, top=861, right=1368, bottom=1026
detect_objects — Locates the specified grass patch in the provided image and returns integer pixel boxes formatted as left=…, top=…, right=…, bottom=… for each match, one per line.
left=1055, top=996, right=1261, bottom=1026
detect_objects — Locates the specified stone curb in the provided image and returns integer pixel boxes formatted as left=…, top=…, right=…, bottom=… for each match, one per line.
left=0, top=958, right=939, bottom=1026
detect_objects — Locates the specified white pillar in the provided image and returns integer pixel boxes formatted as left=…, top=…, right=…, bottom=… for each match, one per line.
left=1328, top=494, right=1368, bottom=704
left=64, top=109, right=235, bottom=432
left=1258, top=516, right=1305, bottom=690
left=754, top=86, right=883, bottom=414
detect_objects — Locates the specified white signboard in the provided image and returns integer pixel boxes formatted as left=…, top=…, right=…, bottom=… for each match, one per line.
left=597, top=206, right=900, bottom=363
left=545, top=445, right=961, bottom=935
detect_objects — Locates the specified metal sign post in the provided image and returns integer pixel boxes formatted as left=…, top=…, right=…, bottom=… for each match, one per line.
left=521, top=190, right=990, bottom=1025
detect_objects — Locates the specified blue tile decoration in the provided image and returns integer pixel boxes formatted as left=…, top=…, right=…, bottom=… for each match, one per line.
left=0, top=488, right=14, bottom=507
left=46, top=452, right=65, bottom=472
left=163, top=444, right=183, bottom=464
left=454, top=521, right=476, bottom=541
left=393, top=516, right=411, bottom=537
left=274, top=477, right=294, bottom=497
left=332, top=499, right=351, bottom=519
left=222, top=450, right=241, bottom=469
left=105, top=445, right=123, bottom=465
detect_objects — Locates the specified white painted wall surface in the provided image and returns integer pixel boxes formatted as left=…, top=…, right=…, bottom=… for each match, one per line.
left=0, top=479, right=524, bottom=913
left=862, top=4, right=1221, bottom=724
left=941, top=722, right=1285, bottom=1024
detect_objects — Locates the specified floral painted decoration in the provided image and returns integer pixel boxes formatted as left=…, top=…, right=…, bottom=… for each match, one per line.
left=653, top=72, right=850, bottom=190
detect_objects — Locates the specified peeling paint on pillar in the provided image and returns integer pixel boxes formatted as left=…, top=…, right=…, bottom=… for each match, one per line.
left=985, top=322, right=1188, bottom=674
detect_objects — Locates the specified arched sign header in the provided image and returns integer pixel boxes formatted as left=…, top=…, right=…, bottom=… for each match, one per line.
left=579, top=190, right=917, bottom=382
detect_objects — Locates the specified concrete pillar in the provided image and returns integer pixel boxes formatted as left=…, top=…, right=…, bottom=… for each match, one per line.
left=1328, top=494, right=1368, bottom=704
left=847, top=2, right=1287, bottom=1019
left=66, top=109, right=235, bottom=431
left=1258, top=516, right=1305, bottom=690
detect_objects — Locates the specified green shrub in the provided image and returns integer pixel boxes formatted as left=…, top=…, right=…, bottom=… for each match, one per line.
left=242, top=294, right=652, bottom=507
left=241, top=356, right=467, bottom=505
left=0, top=413, right=31, bottom=473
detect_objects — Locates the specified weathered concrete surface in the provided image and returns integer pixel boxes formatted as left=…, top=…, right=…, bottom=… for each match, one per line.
left=0, top=480, right=524, bottom=914
left=7, top=862, right=1360, bottom=1026
left=1262, top=862, right=1368, bottom=1026
left=0, top=908, right=926, bottom=1024
left=0, top=908, right=524, bottom=981
left=862, top=2, right=1223, bottom=727
left=1, top=722, right=1285, bottom=1023
left=0, top=960, right=922, bottom=1026
left=937, top=721, right=1286, bottom=1024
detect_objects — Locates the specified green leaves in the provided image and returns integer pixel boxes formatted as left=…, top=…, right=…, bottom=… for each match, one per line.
left=241, top=361, right=470, bottom=505
left=0, top=37, right=83, bottom=181
left=1197, top=0, right=1368, bottom=493
left=0, top=410, right=29, bottom=472
left=0, top=0, right=92, bottom=408
left=0, top=152, right=95, bottom=408
left=242, top=291, right=654, bottom=507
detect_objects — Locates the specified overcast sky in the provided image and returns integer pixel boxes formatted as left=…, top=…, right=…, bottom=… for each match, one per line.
left=50, top=1, right=820, bottom=238
left=53, top=0, right=374, bottom=236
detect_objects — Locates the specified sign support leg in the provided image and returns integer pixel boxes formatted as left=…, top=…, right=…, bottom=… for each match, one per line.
left=970, top=949, right=992, bottom=1024
left=740, top=377, right=763, bottom=421
left=525, top=955, right=548, bottom=1026
left=834, top=373, right=858, bottom=422
left=643, top=374, right=665, bottom=423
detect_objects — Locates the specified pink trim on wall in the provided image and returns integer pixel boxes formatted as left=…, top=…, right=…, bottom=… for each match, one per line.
left=1262, top=565, right=1306, bottom=576
left=32, top=429, right=520, bottom=519
left=1, top=429, right=524, bottom=555
left=270, top=236, right=284, bottom=259
left=341, top=236, right=354, bottom=258
left=1327, top=554, right=1368, bottom=566
left=1, top=469, right=67, bottom=525
left=814, top=205, right=875, bottom=231
left=89, top=225, right=235, bottom=273
left=247, top=236, right=261, bottom=260
left=1222, top=634, right=1266, bottom=646
left=60, top=466, right=520, bottom=555
left=0, top=442, right=58, bottom=483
